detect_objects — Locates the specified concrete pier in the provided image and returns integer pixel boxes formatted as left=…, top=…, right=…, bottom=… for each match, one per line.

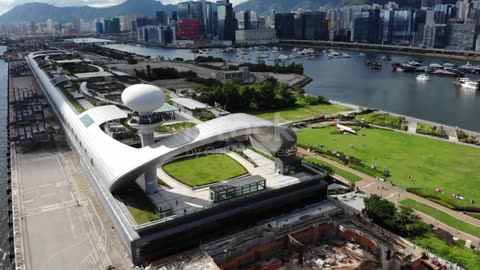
left=9, top=69, right=133, bottom=269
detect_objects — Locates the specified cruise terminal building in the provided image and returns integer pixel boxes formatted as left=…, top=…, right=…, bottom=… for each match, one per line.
left=26, top=50, right=328, bottom=265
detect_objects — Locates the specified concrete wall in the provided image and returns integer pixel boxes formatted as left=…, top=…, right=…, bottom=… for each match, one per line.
left=132, top=179, right=328, bottom=265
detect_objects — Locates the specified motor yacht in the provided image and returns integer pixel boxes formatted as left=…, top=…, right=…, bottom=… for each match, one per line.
left=461, top=80, right=479, bottom=90
left=416, top=74, right=431, bottom=81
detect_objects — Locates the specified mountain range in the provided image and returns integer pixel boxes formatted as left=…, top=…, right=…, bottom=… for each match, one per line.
left=0, top=0, right=176, bottom=24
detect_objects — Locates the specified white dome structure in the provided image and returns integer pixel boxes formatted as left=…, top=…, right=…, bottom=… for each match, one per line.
left=121, top=84, right=166, bottom=114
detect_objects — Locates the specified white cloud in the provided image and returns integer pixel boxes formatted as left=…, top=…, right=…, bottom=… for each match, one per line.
left=0, top=0, right=249, bottom=15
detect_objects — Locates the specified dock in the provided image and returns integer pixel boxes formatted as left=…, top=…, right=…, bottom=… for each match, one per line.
left=7, top=61, right=132, bottom=269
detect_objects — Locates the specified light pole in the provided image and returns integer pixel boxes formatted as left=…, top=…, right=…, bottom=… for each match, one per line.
left=397, top=193, right=400, bottom=204
left=453, top=219, right=460, bottom=241
left=433, top=209, right=438, bottom=230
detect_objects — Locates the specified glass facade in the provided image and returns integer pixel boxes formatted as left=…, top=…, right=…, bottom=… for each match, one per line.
left=275, top=13, right=295, bottom=39
left=209, top=178, right=266, bottom=203
left=392, top=9, right=413, bottom=45
left=303, top=12, right=328, bottom=40
left=381, top=10, right=394, bottom=44
left=352, top=9, right=382, bottom=43
left=178, top=2, right=190, bottom=20
left=353, top=11, right=370, bottom=43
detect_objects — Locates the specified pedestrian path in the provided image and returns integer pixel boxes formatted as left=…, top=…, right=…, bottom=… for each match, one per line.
left=298, top=147, right=480, bottom=244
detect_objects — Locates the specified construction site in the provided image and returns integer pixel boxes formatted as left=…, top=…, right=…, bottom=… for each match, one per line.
left=148, top=200, right=428, bottom=270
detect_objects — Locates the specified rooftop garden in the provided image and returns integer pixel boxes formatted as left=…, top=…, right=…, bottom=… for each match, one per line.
left=163, top=154, right=248, bottom=187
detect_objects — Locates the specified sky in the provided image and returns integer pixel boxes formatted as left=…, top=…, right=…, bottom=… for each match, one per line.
left=0, top=0, right=248, bottom=15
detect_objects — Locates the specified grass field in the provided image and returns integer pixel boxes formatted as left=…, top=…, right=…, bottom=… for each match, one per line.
left=163, top=154, right=248, bottom=187
left=58, top=86, right=85, bottom=113
left=252, top=104, right=351, bottom=122
left=411, top=233, right=480, bottom=270
left=355, top=112, right=405, bottom=129
left=305, top=157, right=363, bottom=183
left=118, top=184, right=159, bottom=225
left=401, top=199, right=480, bottom=238
left=155, top=122, right=196, bottom=133
left=296, top=126, right=480, bottom=208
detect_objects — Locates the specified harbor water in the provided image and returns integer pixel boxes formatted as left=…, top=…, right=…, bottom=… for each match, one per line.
left=104, top=43, right=480, bottom=132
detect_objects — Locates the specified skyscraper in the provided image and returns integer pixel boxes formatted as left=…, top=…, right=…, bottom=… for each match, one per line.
left=104, top=19, right=112, bottom=34
left=96, top=21, right=104, bottom=34
left=206, top=2, right=214, bottom=36
left=434, top=4, right=456, bottom=24
left=244, top=11, right=251, bottom=30
left=171, top=11, right=178, bottom=22
left=303, top=12, right=328, bottom=40
left=156, top=10, right=168, bottom=26
left=456, top=0, right=472, bottom=22
left=275, top=13, right=295, bottom=39
left=178, top=2, right=190, bottom=20
left=217, top=0, right=237, bottom=42
left=392, top=9, right=414, bottom=45
left=111, top=18, right=121, bottom=33
left=381, top=9, right=394, bottom=44
left=73, top=16, right=81, bottom=33
left=353, top=9, right=381, bottom=43
left=190, top=1, right=205, bottom=33
left=47, top=18, right=54, bottom=33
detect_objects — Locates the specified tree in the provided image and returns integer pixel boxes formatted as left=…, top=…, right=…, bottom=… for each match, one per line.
left=127, top=56, right=137, bottom=65
left=146, top=65, right=152, bottom=81
left=255, top=81, right=276, bottom=110
left=364, top=195, right=396, bottom=228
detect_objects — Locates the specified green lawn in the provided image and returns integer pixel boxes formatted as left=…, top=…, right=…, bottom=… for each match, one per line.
left=127, top=206, right=159, bottom=225
left=296, top=126, right=480, bottom=208
left=411, top=233, right=480, bottom=270
left=58, top=86, right=85, bottom=113
left=252, top=104, right=351, bottom=122
left=117, top=184, right=159, bottom=225
left=356, top=112, right=405, bottom=130
left=401, top=199, right=480, bottom=238
left=305, top=157, right=363, bottom=183
left=163, top=154, right=248, bottom=187
left=155, top=122, right=196, bottom=133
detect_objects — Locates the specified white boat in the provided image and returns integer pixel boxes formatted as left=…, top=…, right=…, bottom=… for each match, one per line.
left=277, top=54, right=289, bottom=61
left=429, top=63, right=443, bottom=69
left=432, top=69, right=457, bottom=77
left=459, top=61, right=480, bottom=72
left=443, top=63, right=456, bottom=68
left=416, top=74, right=431, bottom=81
left=408, top=60, right=422, bottom=66
left=222, top=47, right=235, bottom=53
left=327, top=51, right=341, bottom=58
left=454, top=77, right=470, bottom=85
left=359, top=53, right=366, bottom=56
left=341, top=53, right=351, bottom=58
left=461, top=80, right=479, bottom=90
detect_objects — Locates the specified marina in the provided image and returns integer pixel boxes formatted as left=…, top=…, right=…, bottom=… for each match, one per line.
left=104, top=43, right=480, bottom=132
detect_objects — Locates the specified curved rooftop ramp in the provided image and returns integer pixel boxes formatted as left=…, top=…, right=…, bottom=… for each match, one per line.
left=27, top=52, right=297, bottom=195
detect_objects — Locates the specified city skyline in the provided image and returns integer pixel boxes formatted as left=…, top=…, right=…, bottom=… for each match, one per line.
left=0, top=0, right=248, bottom=15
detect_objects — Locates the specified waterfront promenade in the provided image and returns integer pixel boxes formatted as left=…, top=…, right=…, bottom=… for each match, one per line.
left=281, top=39, right=480, bottom=61
left=9, top=72, right=132, bottom=269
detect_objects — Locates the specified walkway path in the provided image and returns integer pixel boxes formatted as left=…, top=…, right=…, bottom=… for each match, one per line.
left=298, top=147, right=480, bottom=245
left=376, top=110, right=465, bottom=143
